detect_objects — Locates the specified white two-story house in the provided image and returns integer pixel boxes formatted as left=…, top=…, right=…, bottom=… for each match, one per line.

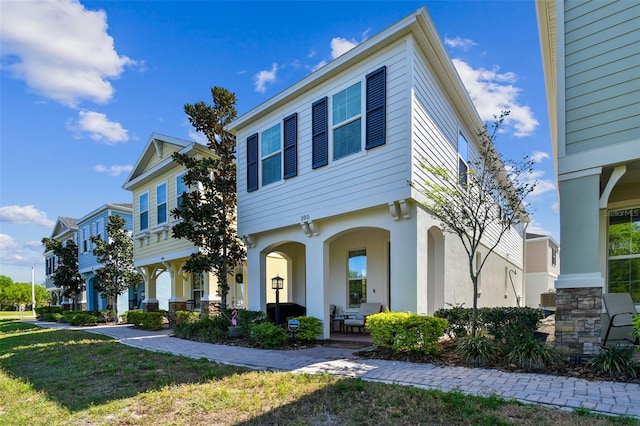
left=229, top=7, right=527, bottom=338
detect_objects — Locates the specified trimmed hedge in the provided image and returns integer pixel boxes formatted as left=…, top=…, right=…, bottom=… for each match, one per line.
left=69, top=313, right=98, bottom=326
left=35, top=306, right=63, bottom=319
left=434, top=306, right=542, bottom=342
left=250, top=322, right=288, bottom=348
left=366, top=311, right=448, bottom=355
left=125, top=309, right=165, bottom=330
left=175, top=310, right=200, bottom=325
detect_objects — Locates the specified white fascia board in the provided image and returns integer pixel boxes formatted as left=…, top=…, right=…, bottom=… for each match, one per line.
left=76, top=203, right=133, bottom=224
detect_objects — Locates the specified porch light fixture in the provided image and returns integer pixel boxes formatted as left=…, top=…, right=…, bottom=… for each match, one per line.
left=271, top=275, right=284, bottom=325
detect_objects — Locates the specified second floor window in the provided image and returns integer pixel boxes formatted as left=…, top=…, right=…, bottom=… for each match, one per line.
left=139, top=192, right=149, bottom=231
left=95, top=219, right=102, bottom=241
left=82, top=227, right=88, bottom=253
left=261, top=124, right=281, bottom=186
left=176, top=173, right=188, bottom=208
left=333, top=82, right=362, bottom=160
left=458, top=132, right=469, bottom=186
left=156, top=183, right=167, bottom=224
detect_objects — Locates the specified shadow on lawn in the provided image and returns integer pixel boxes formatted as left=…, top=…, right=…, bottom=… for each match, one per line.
left=0, top=324, right=247, bottom=412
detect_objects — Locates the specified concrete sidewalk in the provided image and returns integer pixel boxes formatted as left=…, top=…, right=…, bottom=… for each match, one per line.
left=32, top=321, right=640, bottom=419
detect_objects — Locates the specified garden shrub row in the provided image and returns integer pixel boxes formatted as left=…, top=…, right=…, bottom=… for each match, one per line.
left=172, top=310, right=323, bottom=349
left=124, top=309, right=166, bottom=330
left=433, top=306, right=542, bottom=342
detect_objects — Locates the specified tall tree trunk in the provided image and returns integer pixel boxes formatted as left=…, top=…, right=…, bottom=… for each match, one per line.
left=471, top=275, right=478, bottom=337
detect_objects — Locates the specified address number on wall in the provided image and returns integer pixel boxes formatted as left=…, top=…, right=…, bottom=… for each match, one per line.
left=300, top=214, right=310, bottom=222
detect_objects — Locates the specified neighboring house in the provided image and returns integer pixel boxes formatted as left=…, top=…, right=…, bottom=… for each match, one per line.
left=524, top=233, right=560, bottom=310
left=122, top=133, right=246, bottom=320
left=229, top=7, right=527, bottom=338
left=76, top=203, right=141, bottom=314
left=44, top=216, right=78, bottom=309
left=537, top=1, right=640, bottom=356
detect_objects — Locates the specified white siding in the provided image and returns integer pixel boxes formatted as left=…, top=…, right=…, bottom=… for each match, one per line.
left=237, top=39, right=412, bottom=237
left=564, top=1, right=640, bottom=153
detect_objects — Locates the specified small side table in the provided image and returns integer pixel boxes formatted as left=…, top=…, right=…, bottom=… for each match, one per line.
left=332, top=315, right=345, bottom=332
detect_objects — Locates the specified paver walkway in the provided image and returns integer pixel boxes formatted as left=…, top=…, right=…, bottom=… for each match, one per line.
left=31, top=321, right=640, bottom=419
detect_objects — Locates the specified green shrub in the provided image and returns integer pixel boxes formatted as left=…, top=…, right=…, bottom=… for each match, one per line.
left=288, top=316, right=323, bottom=342
left=60, top=311, right=79, bottom=323
left=250, top=322, right=288, bottom=349
left=175, top=310, right=200, bottom=325
left=125, top=309, right=165, bottom=330
left=367, top=311, right=448, bottom=355
left=633, top=314, right=640, bottom=344
left=35, top=306, right=63, bottom=319
left=587, top=345, right=638, bottom=379
left=86, top=310, right=116, bottom=323
left=505, top=335, right=562, bottom=370
left=479, top=307, right=542, bottom=343
left=69, top=313, right=98, bottom=326
left=174, top=316, right=228, bottom=342
left=434, top=306, right=471, bottom=338
left=455, top=336, right=500, bottom=366
left=41, top=312, right=62, bottom=322
left=220, top=308, right=268, bottom=336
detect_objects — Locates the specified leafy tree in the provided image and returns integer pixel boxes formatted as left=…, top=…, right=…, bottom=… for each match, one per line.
left=418, top=111, right=537, bottom=336
left=91, top=215, right=142, bottom=315
left=0, top=275, right=13, bottom=288
left=41, top=238, right=85, bottom=309
left=171, top=86, right=246, bottom=308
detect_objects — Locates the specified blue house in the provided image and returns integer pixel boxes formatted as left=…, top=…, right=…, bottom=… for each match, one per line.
left=77, top=203, right=143, bottom=313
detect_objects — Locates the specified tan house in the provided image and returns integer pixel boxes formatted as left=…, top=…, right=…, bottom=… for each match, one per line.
left=524, top=233, right=560, bottom=311
left=537, top=0, right=640, bottom=356
left=122, top=133, right=247, bottom=320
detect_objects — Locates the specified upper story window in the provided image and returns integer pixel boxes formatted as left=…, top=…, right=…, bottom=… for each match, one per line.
left=139, top=192, right=149, bottom=231
left=82, top=227, right=88, bottom=253
left=261, top=124, right=281, bottom=186
left=551, top=248, right=557, bottom=267
left=156, top=183, right=167, bottom=225
left=176, top=172, right=188, bottom=209
left=458, top=132, right=469, bottom=186
left=333, top=82, right=362, bottom=161
left=94, top=219, right=102, bottom=241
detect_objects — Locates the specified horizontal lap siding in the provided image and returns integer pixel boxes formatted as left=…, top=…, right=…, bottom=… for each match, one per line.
left=564, top=1, right=640, bottom=153
left=410, top=45, right=522, bottom=262
left=237, top=41, right=411, bottom=236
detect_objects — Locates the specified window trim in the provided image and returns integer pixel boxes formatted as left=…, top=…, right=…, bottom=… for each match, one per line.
left=260, top=123, right=282, bottom=187
left=347, top=248, right=367, bottom=308
left=331, top=81, right=363, bottom=161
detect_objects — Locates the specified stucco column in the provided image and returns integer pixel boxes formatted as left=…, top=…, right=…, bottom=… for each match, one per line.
left=305, top=238, right=329, bottom=337
left=246, top=246, right=266, bottom=312
left=389, top=207, right=419, bottom=313
left=555, top=170, right=604, bottom=358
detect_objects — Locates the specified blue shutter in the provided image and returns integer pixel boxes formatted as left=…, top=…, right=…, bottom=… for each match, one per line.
left=283, top=113, right=297, bottom=179
left=246, top=133, right=258, bottom=192
left=365, top=66, right=386, bottom=150
left=312, top=97, right=328, bottom=169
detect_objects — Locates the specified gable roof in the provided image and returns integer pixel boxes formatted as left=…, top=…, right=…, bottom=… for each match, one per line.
left=76, top=203, right=134, bottom=224
left=122, top=132, right=214, bottom=191
left=50, top=216, right=78, bottom=240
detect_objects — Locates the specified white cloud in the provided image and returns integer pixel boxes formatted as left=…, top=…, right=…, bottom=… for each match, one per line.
left=551, top=202, right=559, bottom=213
left=254, top=63, right=278, bottom=94
left=0, top=234, right=18, bottom=251
left=519, top=169, right=556, bottom=199
left=68, top=111, right=128, bottom=143
left=525, top=218, right=552, bottom=237
left=94, top=164, right=133, bottom=177
left=188, top=130, right=208, bottom=145
left=451, top=59, right=539, bottom=137
left=531, top=151, right=550, bottom=163
left=330, top=37, right=358, bottom=59
left=0, top=0, right=135, bottom=107
left=0, top=205, right=54, bottom=227
left=444, top=36, right=478, bottom=51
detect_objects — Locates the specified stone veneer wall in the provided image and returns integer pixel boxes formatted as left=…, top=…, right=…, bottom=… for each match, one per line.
left=554, top=287, right=602, bottom=359
left=201, top=299, right=221, bottom=318
left=142, top=300, right=159, bottom=312
left=168, top=300, right=188, bottom=327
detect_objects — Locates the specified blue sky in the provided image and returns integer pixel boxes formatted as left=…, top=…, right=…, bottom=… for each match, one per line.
left=0, top=0, right=558, bottom=285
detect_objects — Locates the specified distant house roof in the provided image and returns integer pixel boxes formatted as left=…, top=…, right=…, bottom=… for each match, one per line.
left=526, top=232, right=548, bottom=239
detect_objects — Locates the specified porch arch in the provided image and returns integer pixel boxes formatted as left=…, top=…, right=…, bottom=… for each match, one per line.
left=427, top=226, right=445, bottom=314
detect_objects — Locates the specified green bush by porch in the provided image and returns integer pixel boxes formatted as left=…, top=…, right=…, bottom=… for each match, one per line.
left=366, top=311, right=447, bottom=355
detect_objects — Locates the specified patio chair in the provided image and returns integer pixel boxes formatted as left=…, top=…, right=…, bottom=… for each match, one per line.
left=343, top=302, right=382, bottom=333
left=602, top=293, right=639, bottom=347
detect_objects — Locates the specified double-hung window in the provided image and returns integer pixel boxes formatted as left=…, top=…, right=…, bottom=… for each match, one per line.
left=261, top=124, right=281, bottom=186
left=95, top=219, right=102, bottom=241
left=139, top=192, right=149, bottom=231
left=333, top=82, right=362, bottom=161
left=348, top=249, right=367, bottom=308
left=156, top=183, right=167, bottom=225
left=192, top=272, right=204, bottom=310
left=82, top=227, right=88, bottom=253
left=608, top=208, right=640, bottom=302
left=458, top=132, right=469, bottom=186
left=176, top=173, right=188, bottom=209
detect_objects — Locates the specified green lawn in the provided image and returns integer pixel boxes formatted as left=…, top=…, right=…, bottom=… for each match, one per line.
left=0, top=320, right=637, bottom=426
left=0, top=310, right=35, bottom=319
